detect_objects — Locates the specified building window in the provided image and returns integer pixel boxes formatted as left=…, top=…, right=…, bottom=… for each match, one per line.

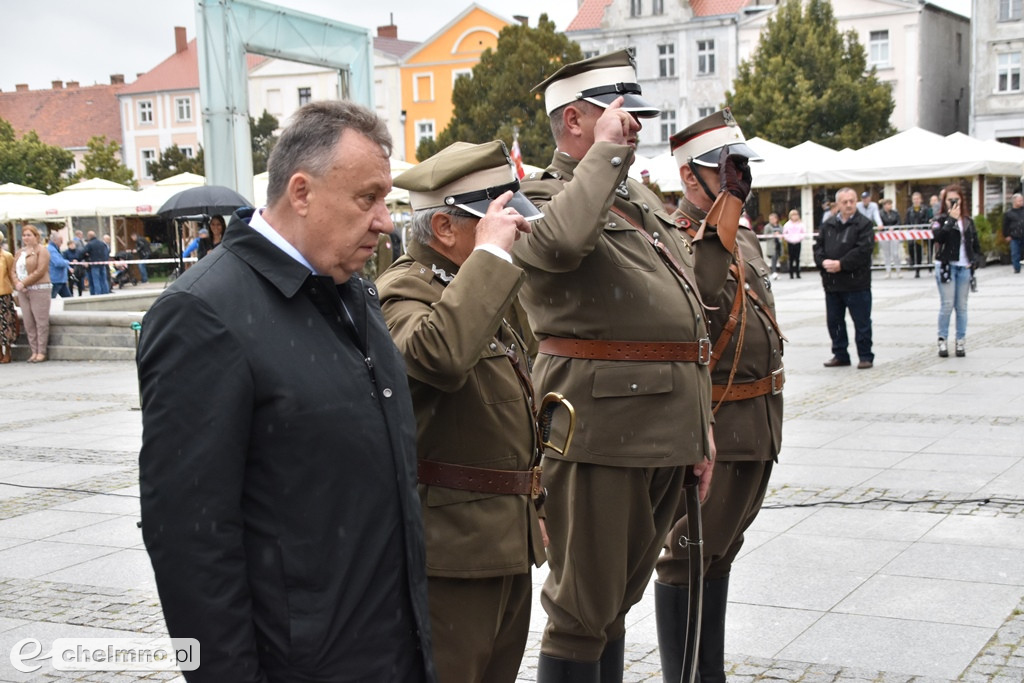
left=999, top=0, right=1022, bottom=21
left=660, top=110, right=677, bottom=143
left=267, top=89, right=282, bottom=117
left=658, top=44, right=676, bottom=78
left=652, top=0, right=664, bottom=14
left=416, top=120, right=435, bottom=143
left=630, top=0, right=642, bottom=17
left=997, top=52, right=1022, bottom=92
left=698, top=106, right=715, bottom=118
left=298, top=87, right=312, bottom=106
left=868, top=30, right=890, bottom=68
left=175, top=97, right=192, bottom=122
left=180, top=146, right=194, bottom=158
left=414, top=74, right=434, bottom=102
left=141, top=149, right=157, bottom=178
left=697, top=40, right=716, bottom=75
left=138, top=100, right=153, bottom=125
left=452, top=69, right=472, bottom=87
left=583, top=50, right=599, bottom=59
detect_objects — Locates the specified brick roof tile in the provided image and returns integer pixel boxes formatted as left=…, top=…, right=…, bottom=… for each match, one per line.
left=0, top=83, right=125, bottom=148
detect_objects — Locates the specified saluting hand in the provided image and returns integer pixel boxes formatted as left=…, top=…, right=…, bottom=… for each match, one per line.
left=476, top=190, right=531, bottom=254
left=718, top=147, right=752, bottom=201
left=593, top=97, right=640, bottom=148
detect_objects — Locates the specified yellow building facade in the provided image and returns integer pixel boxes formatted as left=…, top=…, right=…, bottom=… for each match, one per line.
left=400, top=5, right=510, bottom=161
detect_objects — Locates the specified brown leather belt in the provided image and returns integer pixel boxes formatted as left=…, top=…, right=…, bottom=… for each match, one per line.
left=711, top=367, right=785, bottom=402
left=539, top=337, right=711, bottom=365
left=418, top=460, right=544, bottom=498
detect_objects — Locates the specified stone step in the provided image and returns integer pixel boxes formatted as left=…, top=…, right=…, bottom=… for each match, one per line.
left=13, top=310, right=143, bottom=362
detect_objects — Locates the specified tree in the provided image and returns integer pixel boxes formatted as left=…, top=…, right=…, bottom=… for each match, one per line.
left=0, top=117, right=74, bottom=193
left=725, top=0, right=895, bottom=150
left=148, top=144, right=205, bottom=181
left=73, top=135, right=138, bottom=188
left=416, top=15, right=583, bottom=165
left=250, top=110, right=279, bottom=174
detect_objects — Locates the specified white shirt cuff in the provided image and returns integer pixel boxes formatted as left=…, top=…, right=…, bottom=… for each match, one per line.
left=474, top=244, right=512, bottom=263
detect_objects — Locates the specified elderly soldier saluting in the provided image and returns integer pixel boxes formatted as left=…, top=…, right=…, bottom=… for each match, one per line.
left=376, top=141, right=546, bottom=683
left=655, top=110, right=785, bottom=683
left=513, top=50, right=741, bottom=682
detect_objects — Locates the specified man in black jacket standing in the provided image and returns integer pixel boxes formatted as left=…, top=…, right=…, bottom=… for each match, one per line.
left=137, top=101, right=436, bottom=683
left=1003, top=193, right=1024, bottom=274
left=905, top=191, right=931, bottom=278
left=82, top=231, right=110, bottom=295
left=815, top=187, right=876, bottom=369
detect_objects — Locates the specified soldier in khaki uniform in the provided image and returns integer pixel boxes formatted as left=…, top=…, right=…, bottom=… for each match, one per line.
left=655, top=111, right=784, bottom=683
left=513, top=51, right=746, bottom=682
left=376, top=141, right=546, bottom=683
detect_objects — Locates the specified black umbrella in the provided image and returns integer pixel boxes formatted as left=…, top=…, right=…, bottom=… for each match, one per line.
left=157, top=186, right=252, bottom=277
left=157, top=185, right=252, bottom=219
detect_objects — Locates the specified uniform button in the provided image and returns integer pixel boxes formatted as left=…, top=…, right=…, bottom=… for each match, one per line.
left=382, top=388, right=393, bottom=398
left=744, top=282, right=751, bottom=290
left=419, top=267, right=426, bottom=273
left=489, top=342, right=498, bottom=350
left=684, top=284, right=690, bottom=292
left=642, top=203, right=649, bottom=211
left=629, top=383, right=638, bottom=392
left=611, top=157, right=622, bottom=166
left=510, top=343, right=516, bottom=351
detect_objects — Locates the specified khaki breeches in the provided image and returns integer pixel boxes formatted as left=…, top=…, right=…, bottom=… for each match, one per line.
left=539, top=458, right=687, bottom=661
left=656, top=460, right=773, bottom=584
left=428, top=572, right=532, bottom=683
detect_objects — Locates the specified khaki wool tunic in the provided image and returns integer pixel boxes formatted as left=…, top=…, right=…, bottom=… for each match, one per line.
left=376, top=241, right=545, bottom=577
left=514, top=142, right=713, bottom=468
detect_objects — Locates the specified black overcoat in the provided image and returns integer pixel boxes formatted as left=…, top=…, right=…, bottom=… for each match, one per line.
left=138, top=210, right=435, bottom=683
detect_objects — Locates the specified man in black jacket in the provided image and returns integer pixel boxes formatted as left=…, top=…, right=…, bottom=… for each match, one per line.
left=82, top=231, right=110, bottom=295
left=1003, top=193, right=1024, bottom=274
left=814, top=187, right=876, bottom=369
left=137, top=101, right=436, bottom=683
left=905, top=191, right=931, bottom=278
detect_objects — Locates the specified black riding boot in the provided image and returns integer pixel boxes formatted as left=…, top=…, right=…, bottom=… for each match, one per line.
left=697, top=576, right=729, bottom=683
left=536, top=652, right=600, bottom=683
left=599, top=636, right=625, bottom=683
left=655, top=580, right=693, bottom=683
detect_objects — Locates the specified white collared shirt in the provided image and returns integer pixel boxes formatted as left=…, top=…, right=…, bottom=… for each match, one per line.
left=248, top=208, right=318, bottom=274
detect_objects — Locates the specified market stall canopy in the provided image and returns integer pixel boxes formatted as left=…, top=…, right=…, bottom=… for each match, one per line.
left=0, top=183, right=45, bottom=222
left=19, top=178, right=138, bottom=220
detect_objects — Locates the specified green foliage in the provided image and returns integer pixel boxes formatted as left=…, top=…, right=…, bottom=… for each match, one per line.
left=250, top=110, right=279, bottom=174
left=977, top=206, right=1009, bottom=258
left=418, top=14, right=583, bottom=165
left=72, top=135, right=138, bottom=188
left=725, top=0, right=895, bottom=149
left=0, top=117, right=75, bottom=193
left=148, top=144, right=205, bottom=181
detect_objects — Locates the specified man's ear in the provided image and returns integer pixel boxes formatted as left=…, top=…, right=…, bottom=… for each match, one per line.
left=563, top=104, right=585, bottom=137
left=287, top=172, right=312, bottom=217
left=430, top=211, right=458, bottom=249
left=679, top=163, right=700, bottom=194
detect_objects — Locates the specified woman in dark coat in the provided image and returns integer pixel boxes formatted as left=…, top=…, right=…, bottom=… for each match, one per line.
left=932, top=184, right=980, bottom=358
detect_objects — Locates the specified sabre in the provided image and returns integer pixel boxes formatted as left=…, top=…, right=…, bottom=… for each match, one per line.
left=678, top=467, right=704, bottom=683
left=538, top=392, right=576, bottom=457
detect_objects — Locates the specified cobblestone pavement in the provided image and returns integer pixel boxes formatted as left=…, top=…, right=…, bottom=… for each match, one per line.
left=2, top=265, right=1024, bottom=681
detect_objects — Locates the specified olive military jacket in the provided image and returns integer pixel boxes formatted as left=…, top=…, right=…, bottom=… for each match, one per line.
left=675, top=200, right=784, bottom=462
left=513, top=143, right=712, bottom=469
left=377, top=241, right=546, bottom=578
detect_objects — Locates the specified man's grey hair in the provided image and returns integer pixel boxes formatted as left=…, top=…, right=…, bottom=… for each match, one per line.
left=1013, top=193, right=1023, bottom=202
left=266, top=100, right=392, bottom=207
left=835, top=187, right=857, bottom=202
left=549, top=99, right=600, bottom=142
left=49, top=232, right=62, bottom=244
left=409, top=206, right=475, bottom=246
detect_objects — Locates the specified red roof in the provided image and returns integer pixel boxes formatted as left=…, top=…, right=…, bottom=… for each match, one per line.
left=0, top=82, right=125, bottom=148
left=120, top=39, right=267, bottom=95
left=690, top=0, right=751, bottom=17
left=567, top=0, right=613, bottom=31
left=374, top=35, right=419, bottom=59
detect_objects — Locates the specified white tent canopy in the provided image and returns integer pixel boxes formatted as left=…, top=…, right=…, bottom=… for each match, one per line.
left=0, top=183, right=45, bottom=222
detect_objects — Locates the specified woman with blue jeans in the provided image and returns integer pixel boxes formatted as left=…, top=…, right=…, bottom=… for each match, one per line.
left=932, top=184, right=980, bottom=358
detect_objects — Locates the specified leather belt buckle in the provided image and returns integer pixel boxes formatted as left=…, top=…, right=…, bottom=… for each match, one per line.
left=771, top=367, right=785, bottom=395
left=530, top=466, right=546, bottom=506
left=697, top=338, right=711, bottom=365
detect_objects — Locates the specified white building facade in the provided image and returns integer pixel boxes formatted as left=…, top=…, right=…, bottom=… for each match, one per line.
left=970, top=0, right=1024, bottom=145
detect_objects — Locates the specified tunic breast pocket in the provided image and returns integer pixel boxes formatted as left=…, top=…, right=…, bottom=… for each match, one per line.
left=603, top=223, right=658, bottom=271
left=473, top=346, right=523, bottom=405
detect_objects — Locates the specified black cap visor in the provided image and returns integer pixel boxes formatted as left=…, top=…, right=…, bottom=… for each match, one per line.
left=691, top=141, right=765, bottom=167
left=579, top=83, right=660, bottom=118
left=449, top=181, right=544, bottom=221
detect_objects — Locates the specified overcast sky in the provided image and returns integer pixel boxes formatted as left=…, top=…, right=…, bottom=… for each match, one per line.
left=0, top=0, right=580, bottom=92
left=3, top=0, right=970, bottom=93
